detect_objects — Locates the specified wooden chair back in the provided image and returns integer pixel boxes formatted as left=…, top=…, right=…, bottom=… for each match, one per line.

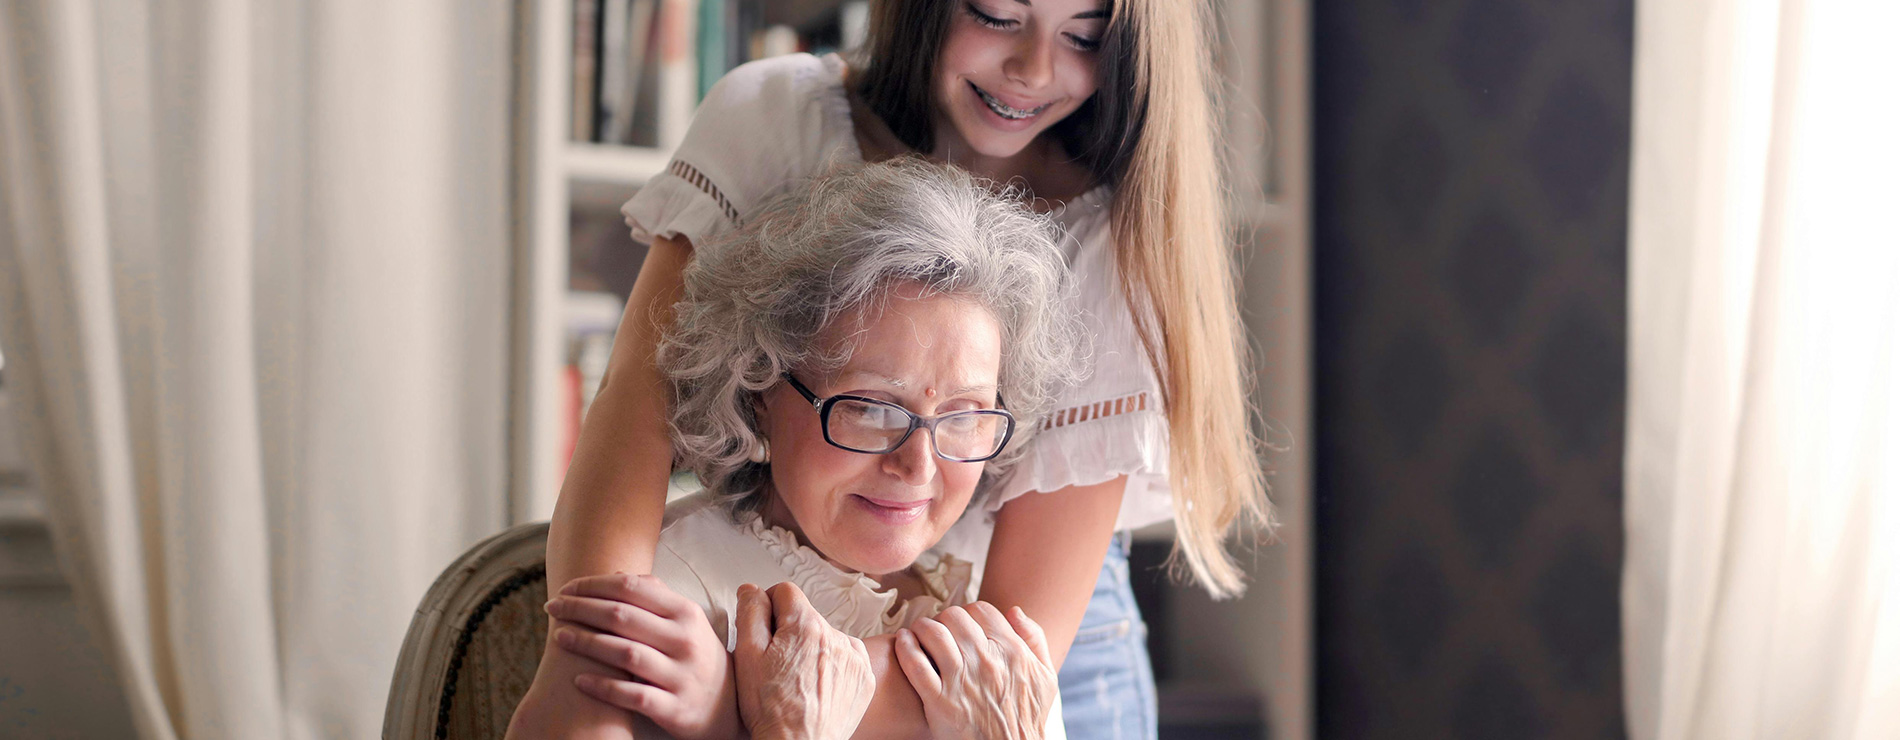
left=384, top=522, right=550, bottom=740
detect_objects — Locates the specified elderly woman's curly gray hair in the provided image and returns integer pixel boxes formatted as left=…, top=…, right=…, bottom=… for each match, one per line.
left=659, top=158, right=1086, bottom=515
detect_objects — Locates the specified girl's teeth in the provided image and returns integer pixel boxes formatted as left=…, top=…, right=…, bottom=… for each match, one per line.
left=977, top=87, right=1047, bottom=120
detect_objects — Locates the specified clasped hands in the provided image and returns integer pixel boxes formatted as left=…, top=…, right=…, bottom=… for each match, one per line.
left=543, top=574, right=1056, bottom=740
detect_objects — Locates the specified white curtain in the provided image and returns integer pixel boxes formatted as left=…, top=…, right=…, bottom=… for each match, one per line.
left=1624, top=0, right=1899, bottom=738
left=0, top=1, right=512, bottom=738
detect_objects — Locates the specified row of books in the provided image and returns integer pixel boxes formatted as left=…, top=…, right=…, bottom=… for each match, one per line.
left=572, top=0, right=870, bottom=148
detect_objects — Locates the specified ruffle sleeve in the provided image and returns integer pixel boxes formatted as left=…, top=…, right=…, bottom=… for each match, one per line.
left=620, top=53, right=852, bottom=254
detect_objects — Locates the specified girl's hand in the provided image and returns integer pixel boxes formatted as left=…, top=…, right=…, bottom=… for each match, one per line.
left=894, top=602, right=1058, bottom=740
left=546, top=573, right=742, bottom=740
left=732, top=582, right=876, bottom=740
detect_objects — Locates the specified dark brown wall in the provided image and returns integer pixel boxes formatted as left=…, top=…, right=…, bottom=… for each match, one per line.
left=1313, top=1, right=1632, bottom=737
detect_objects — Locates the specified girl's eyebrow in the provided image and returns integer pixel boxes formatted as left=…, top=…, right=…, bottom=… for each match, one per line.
left=1009, top=0, right=1110, bottom=20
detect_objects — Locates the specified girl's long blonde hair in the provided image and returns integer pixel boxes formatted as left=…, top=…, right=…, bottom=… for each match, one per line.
left=856, top=0, right=1273, bottom=597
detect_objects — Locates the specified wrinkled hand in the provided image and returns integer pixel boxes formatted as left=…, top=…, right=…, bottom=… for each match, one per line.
left=545, top=573, right=741, bottom=740
left=894, top=602, right=1057, bottom=740
left=732, top=582, right=875, bottom=740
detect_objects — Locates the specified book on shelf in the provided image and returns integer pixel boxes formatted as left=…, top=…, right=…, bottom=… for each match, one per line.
left=654, top=0, right=698, bottom=149
left=592, top=0, right=656, bottom=146
left=570, top=0, right=871, bottom=148
left=564, top=290, right=625, bottom=448
left=571, top=0, right=598, bottom=141
left=695, top=0, right=726, bottom=100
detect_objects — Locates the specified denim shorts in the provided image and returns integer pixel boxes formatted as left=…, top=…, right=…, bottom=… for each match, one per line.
left=1057, top=531, right=1158, bottom=739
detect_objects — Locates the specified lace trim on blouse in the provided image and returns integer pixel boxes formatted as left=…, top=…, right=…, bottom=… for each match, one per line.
left=1038, top=391, right=1153, bottom=432
left=668, top=159, right=741, bottom=225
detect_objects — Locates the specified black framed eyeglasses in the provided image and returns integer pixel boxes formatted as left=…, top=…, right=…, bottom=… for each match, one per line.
left=782, top=373, right=1016, bottom=463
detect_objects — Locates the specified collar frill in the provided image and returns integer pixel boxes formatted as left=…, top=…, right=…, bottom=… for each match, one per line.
left=739, top=514, right=975, bottom=638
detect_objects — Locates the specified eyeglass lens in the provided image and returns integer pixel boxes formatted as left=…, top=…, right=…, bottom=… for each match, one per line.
left=827, top=398, right=1009, bottom=460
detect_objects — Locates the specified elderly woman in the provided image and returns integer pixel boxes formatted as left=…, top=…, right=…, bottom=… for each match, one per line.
left=513, top=158, right=1084, bottom=740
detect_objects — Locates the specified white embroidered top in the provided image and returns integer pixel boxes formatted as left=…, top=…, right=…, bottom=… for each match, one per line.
left=623, top=53, right=1173, bottom=533
left=652, top=493, right=1066, bottom=739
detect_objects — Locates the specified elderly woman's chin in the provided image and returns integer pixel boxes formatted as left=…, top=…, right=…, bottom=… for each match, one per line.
left=764, top=482, right=975, bottom=577
left=832, top=493, right=973, bottom=576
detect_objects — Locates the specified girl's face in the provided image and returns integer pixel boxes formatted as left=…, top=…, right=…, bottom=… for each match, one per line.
left=933, top=0, right=1108, bottom=160
left=757, top=284, right=1004, bottom=577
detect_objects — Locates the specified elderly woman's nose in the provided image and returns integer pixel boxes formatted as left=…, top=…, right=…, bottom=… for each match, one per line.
left=879, top=430, right=937, bottom=485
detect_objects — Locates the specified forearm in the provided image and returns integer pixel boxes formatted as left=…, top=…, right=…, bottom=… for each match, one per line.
left=516, top=398, right=673, bottom=740
left=515, top=237, right=693, bottom=738
left=538, top=337, right=675, bottom=734
left=505, top=648, right=673, bottom=740
left=977, top=477, right=1128, bottom=669
left=847, top=633, right=932, bottom=740
left=507, top=647, right=637, bottom=740
left=545, top=375, right=673, bottom=588
left=544, top=234, right=692, bottom=592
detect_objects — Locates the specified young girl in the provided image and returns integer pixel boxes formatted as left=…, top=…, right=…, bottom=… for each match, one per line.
left=514, top=1, right=1270, bottom=737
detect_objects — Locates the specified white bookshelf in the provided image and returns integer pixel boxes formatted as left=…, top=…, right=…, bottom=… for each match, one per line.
left=511, top=0, right=676, bottom=526
left=566, top=141, right=672, bottom=210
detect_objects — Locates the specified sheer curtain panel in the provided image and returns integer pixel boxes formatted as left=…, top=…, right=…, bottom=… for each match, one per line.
left=1624, top=0, right=1899, bottom=738
left=0, top=2, right=512, bottom=738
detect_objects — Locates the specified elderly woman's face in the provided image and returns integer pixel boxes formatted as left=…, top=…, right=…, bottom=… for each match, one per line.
left=758, top=284, right=1003, bottom=576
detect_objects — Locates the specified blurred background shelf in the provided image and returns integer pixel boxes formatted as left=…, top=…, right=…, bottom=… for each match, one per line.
left=0, top=497, right=46, bottom=528
left=565, top=141, right=671, bottom=211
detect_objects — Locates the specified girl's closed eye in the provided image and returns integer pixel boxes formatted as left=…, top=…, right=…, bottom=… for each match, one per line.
left=964, top=1, right=1100, bottom=51
left=965, top=2, right=1017, bottom=30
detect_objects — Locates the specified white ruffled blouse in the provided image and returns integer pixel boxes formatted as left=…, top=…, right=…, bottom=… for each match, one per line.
left=623, top=52, right=1174, bottom=533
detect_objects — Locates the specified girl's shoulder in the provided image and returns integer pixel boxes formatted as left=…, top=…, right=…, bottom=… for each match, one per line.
left=623, top=53, right=858, bottom=247
left=689, top=52, right=858, bottom=175
left=701, top=52, right=849, bottom=118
